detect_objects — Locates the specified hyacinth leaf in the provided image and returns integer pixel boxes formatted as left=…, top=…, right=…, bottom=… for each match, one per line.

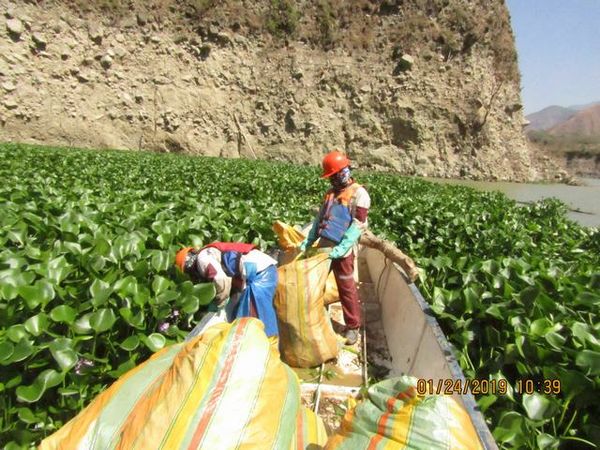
left=49, top=339, right=78, bottom=372
left=16, top=369, right=64, bottom=403
left=576, top=350, right=600, bottom=376
left=0, top=341, right=15, bottom=363
left=151, top=251, right=171, bottom=272
left=18, top=280, right=55, bottom=309
left=49, top=305, right=77, bottom=324
left=90, top=308, right=118, bottom=333
left=89, top=279, right=112, bottom=307
left=522, top=393, right=558, bottom=421
left=72, top=313, right=94, bottom=335
left=194, top=283, right=217, bottom=306
left=7, top=325, right=28, bottom=343
left=24, top=313, right=49, bottom=336
left=141, top=333, right=166, bottom=352
left=17, top=407, right=41, bottom=425
left=10, top=339, right=34, bottom=363
left=152, top=275, right=171, bottom=295
left=119, top=335, right=140, bottom=351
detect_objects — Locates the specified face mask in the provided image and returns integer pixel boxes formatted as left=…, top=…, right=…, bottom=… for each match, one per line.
left=331, top=167, right=351, bottom=190
left=184, top=250, right=198, bottom=274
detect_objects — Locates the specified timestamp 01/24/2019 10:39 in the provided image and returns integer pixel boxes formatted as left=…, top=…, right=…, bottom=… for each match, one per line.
left=416, top=378, right=562, bottom=396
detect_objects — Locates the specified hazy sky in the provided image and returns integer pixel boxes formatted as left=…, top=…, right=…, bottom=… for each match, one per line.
left=505, top=0, right=600, bottom=115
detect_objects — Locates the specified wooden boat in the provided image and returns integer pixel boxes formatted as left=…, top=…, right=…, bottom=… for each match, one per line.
left=296, top=245, right=498, bottom=450
left=188, top=244, right=498, bottom=449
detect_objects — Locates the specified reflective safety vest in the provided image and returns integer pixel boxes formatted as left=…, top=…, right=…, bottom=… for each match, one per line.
left=317, top=183, right=362, bottom=244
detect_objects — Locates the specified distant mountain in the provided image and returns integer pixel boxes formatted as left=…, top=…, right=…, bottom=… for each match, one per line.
left=568, top=101, right=600, bottom=111
left=548, top=104, right=600, bottom=137
left=525, top=106, right=577, bottom=131
left=526, top=103, right=600, bottom=178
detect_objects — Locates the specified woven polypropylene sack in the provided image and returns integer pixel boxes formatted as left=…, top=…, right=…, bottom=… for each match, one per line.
left=273, top=220, right=306, bottom=254
left=275, top=251, right=339, bottom=368
left=325, top=376, right=483, bottom=450
left=40, top=318, right=325, bottom=450
left=292, top=407, right=329, bottom=450
left=322, top=272, right=340, bottom=305
left=273, top=221, right=339, bottom=305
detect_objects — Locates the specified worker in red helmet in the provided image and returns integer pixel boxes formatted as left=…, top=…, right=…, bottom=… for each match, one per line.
left=175, top=242, right=279, bottom=337
left=299, top=150, right=371, bottom=345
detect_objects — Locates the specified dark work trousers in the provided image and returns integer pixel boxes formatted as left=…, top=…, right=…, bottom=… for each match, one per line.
left=331, top=251, right=361, bottom=330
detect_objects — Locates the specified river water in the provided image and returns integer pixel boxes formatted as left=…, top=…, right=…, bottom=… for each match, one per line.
left=425, top=177, right=600, bottom=228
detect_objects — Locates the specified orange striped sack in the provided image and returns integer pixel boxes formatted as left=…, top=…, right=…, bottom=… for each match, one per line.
left=40, top=318, right=324, bottom=450
left=275, top=252, right=339, bottom=368
left=325, top=376, right=483, bottom=450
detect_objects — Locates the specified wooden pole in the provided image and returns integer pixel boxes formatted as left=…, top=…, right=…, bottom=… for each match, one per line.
left=232, top=113, right=258, bottom=159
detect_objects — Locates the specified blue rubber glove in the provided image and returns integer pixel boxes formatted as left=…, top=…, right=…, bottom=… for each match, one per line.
left=329, top=222, right=362, bottom=259
left=209, top=297, right=228, bottom=311
left=299, top=219, right=319, bottom=252
left=299, top=240, right=309, bottom=252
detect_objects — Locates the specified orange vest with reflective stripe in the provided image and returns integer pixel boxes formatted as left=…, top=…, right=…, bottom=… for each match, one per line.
left=317, top=183, right=362, bottom=244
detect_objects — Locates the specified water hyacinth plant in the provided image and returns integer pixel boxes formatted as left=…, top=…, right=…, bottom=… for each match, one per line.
left=0, top=143, right=598, bottom=449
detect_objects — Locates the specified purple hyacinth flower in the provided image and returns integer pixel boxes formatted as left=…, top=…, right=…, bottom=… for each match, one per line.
left=74, top=358, right=95, bottom=375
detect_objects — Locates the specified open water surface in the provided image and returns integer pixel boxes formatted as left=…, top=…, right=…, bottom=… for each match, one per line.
left=425, top=177, right=600, bottom=228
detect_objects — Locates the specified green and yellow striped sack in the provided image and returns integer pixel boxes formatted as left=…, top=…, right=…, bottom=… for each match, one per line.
left=40, top=318, right=326, bottom=450
left=292, top=405, right=329, bottom=450
left=275, top=252, right=340, bottom=368
left=325, top=376, right=483, bottom=450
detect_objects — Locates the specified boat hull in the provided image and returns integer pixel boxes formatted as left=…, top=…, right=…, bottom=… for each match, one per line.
left=358, top=246, right=498, bottom=450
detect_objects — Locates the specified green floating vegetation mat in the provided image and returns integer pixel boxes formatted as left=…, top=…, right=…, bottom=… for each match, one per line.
left=0, top=143, right=598, bottom=449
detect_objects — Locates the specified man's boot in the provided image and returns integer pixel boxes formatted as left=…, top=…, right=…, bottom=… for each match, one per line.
left=344, top=328, right=359, bottom=345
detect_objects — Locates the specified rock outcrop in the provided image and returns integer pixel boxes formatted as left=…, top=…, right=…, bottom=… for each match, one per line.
left=0, top=0, right=567, bottom=181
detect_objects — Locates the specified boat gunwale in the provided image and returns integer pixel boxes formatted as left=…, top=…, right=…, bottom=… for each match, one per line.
left=367, top=250, right=498, bottom=450
left=409, top=281, right=498, bottom=450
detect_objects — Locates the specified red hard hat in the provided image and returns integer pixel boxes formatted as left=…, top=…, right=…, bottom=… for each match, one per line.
left=321, top=151, right=350, bottom=178
left=175, top=247, right=195, bottom=272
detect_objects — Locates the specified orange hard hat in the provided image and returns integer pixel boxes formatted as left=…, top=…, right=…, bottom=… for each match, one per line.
left=321, top=151, right=350, bottom=178
left=175, top=247, right=195, bottom=272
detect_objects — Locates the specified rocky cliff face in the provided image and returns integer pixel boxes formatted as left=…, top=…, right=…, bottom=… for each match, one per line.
left=0, top=0, right=567, bottom=181
left=564, top=154, right=600, bottom=178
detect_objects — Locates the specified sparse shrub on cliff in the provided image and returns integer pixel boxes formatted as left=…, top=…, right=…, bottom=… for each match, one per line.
left=298, top=0, right=377, bottom=50
left=266, top=0, right=301, bottom=38
left=60, top=0, right=128, bottom=15
left=483, top=1, right=520, bottom=83
left=438, top=2, right=483, bottom=56
left=187, top=0, right=219, bottom=17
left=383, top=0, right=518, bottom=82
left=390, top=10, right=440, bottom=56
left=316, top=0, right=337, bottom=49
left=51, top=0, right=519, bottom=81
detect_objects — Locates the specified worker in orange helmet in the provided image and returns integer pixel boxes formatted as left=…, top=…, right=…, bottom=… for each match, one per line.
left=299, top=150, right=371, bottom=345
left=175, top=242, right=279, bottom=337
